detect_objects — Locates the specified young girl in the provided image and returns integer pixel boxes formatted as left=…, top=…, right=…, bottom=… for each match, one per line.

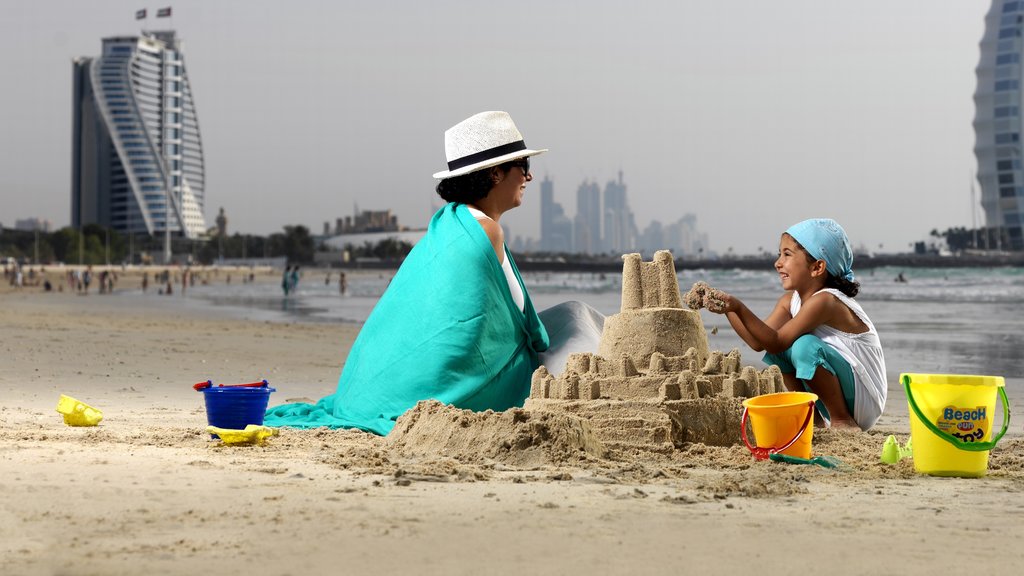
left=706, top=218, right=887, bottom=430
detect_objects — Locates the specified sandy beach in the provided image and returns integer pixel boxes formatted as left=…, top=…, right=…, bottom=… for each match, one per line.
left=2, top=286, right=1023, bottom=575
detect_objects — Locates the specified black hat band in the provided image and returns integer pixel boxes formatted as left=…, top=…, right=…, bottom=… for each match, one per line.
left=447, top=140, right=527, bottom=172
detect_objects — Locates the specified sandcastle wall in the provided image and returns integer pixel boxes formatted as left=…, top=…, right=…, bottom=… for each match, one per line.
left=525, top=250, right=785, bottom=453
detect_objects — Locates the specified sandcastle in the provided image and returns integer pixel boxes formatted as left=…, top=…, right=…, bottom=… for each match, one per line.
left=525, top=250, right=786, bottom=453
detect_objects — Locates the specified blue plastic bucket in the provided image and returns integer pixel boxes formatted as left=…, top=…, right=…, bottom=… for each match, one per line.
left=197, top=381, right=276, bottom=430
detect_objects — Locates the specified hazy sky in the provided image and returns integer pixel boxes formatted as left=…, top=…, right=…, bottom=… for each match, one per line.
left=0, top=0, right=991, bottom=254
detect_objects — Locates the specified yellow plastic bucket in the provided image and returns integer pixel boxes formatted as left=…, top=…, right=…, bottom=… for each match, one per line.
left=902, top=373, right=1010, bottom=478
left=741, top=392, right=818, bottom=460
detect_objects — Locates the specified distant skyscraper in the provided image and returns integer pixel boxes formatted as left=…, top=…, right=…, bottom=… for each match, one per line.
left=540, top=175, right=555, bottom=248
left=602, top=171, right=637, bottom=253
left=72, top=30, right=207, bottom=239
left=975, top=0, right=1024, bottom=249
left=575, top=180, right=601, bottom=254
left=665, top=213, right=707, bottom=257
left=216, top=207, right=228, bottom=237
left=539, top=175, right=572, bottom=252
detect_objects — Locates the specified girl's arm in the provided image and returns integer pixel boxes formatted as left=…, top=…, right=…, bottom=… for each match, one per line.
left=711, top=291, right=835, bottom=354
left=715, top=293, right=790, bottom=352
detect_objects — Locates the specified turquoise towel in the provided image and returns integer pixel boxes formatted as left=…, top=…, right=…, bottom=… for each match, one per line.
left=264, top=203, right=549, bottom=435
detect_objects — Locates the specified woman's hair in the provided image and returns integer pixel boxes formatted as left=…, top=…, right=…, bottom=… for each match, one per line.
left=435, top=161, right=518, bottom=204
left=795, top=241, right=860, bottom=298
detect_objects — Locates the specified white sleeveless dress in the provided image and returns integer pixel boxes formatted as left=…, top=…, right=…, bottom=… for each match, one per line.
left=791, top=288, right=888, bottom=429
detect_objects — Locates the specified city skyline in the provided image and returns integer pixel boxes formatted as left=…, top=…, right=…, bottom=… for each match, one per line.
left=535, top=171, right=708, bottom=256
left=0, top=1, right=993, bottom=255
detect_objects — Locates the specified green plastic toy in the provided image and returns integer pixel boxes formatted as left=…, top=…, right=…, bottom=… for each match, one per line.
left=768, top=452, right=845, bottom=469
left=880, top=435, right=913, bottom=464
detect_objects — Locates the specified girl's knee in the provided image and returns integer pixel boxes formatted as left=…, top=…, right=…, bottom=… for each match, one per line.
left=762, top=351, right=785, bottom=367
left=789, top=334, right=826, bottom=365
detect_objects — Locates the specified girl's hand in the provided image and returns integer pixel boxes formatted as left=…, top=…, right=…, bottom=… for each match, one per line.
left=705, top=289, right=736, bottom=314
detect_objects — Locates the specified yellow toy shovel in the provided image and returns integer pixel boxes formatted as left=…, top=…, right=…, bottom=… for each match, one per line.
left=206, top=424, right=278, bottom=446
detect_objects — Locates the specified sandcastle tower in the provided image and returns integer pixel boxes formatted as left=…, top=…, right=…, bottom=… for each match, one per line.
left=525, top=250, right=785, bottom=452
left=599, top=251, right=709, bottom=369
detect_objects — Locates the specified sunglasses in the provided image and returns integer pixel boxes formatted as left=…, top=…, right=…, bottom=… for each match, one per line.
left=506, top=157, right=530, bottom=174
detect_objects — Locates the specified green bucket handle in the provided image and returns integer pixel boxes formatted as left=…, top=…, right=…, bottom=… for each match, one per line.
left=902, top=375, right=1011, bottom=452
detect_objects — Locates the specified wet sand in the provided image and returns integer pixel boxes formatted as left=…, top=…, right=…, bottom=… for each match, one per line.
left=2, top=291, right=1023, bottom=575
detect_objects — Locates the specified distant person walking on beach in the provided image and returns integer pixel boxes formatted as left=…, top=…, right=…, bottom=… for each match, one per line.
left=705, top=218, right=887, bottom=431
left=142, top=272, right=149, bottom=293
left=282, top=266, right=291, bottom=296
left=339, top=272, right=347, bottom=295
left=289, top=266, right=300, bottom=293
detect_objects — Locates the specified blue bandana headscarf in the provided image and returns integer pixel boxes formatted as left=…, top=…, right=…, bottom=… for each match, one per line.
left=785, top=218, right=855, bottom=282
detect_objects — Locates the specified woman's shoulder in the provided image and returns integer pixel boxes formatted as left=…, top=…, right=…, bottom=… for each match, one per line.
left=476, top=216, right=503, bottom=245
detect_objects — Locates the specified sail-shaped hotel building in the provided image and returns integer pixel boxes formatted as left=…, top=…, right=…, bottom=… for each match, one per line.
left=975, top=0, right=1024, bottom=250
left=72, top=31, right=207, bottom=239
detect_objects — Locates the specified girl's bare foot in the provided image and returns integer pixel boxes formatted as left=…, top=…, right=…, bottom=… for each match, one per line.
left=828, top=418, right=861, bottom=431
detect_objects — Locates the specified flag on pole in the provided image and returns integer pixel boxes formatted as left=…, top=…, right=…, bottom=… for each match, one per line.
left=156, top=7, right=172, bottom=18
left=135, top=9, right=147, bottom=20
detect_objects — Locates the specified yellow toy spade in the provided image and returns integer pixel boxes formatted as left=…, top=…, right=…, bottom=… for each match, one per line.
left=206, top=424, right=279, bottom=446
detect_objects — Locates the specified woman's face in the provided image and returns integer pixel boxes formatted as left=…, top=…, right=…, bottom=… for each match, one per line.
left=491, top=158, right=532, bottom=211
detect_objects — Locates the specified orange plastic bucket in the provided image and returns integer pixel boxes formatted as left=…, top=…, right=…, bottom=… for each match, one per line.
left=741, top=392, right=818, bottom=460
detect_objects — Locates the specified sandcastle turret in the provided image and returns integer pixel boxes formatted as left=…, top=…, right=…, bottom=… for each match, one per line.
left=598, top=250, right=709, bottom=369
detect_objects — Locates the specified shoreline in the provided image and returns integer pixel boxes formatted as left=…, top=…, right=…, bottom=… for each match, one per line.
left=2, top=293, right=1023, bottom=574
left=3, top=250, right=1023, bottom=281
left=333, top=252, right=1024, bottom=272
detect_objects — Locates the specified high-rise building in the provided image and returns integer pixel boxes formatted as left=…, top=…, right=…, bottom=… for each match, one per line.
left=72, top=30, right=207, bottom=239
left=215, top=207, right=228, bottom=237
left=602, top=171, right=637, bottom=253
left=539, top=175, right=572, bottom=252
left=975, top=0, right=1024, bottom=249
left=574, top=180, right=601, bottom=254
left=540, top=175, right=554, bottom=247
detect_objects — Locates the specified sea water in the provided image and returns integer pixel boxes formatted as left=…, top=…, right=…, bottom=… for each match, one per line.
left=160, top=266, right=1024, bottom=380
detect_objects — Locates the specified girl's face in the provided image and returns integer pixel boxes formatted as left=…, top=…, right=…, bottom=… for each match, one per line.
left=775, top=233, right=824, bottom=291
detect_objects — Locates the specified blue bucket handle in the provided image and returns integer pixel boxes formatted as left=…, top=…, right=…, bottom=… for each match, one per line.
left=903, top=375, right=1011, bottom=452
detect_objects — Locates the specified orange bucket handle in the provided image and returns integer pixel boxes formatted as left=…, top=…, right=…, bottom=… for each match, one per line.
left=741, top=400, right=815, bottom=460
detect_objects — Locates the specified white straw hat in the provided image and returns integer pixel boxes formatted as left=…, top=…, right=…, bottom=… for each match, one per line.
left=432, top=111, right=548, bottom=179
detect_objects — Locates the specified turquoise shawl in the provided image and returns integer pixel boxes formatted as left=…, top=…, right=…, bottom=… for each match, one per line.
left=264, top=203, right=549, bottom=435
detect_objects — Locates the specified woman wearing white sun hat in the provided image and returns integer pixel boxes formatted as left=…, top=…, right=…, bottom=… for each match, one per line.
left=265, top=111, right=604, bottom=435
